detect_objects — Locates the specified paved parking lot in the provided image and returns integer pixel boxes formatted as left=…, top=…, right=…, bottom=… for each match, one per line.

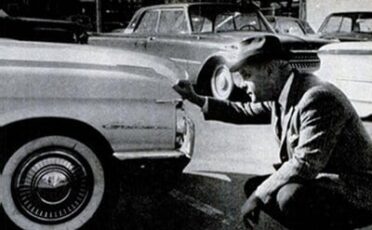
left=107, top=102, right=372, bottom=230
left=3, top=101, right=370, bottom=230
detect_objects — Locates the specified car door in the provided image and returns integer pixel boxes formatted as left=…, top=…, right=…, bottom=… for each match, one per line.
left=94, top=9, right=160, bottom=52
left=129, top=9, right=160, bottom=51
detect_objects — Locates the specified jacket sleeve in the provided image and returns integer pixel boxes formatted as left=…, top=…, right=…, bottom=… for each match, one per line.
left=203, top=98, right=272, bottom=124
left=255, top=89, right=348, bottom=203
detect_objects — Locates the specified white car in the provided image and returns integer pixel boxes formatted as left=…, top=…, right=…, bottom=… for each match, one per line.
left=0, top=39, right=194, bottom=230
left=317, top=41, right=372, bottom=118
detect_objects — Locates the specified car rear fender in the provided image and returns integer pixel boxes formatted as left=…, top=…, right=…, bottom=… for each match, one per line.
left=196, top=55, right=226, bottom=87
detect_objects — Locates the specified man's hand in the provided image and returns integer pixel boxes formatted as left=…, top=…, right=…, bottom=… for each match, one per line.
left=241, top=193, right=263, bottom=229
left=173, top=80, right=206, bottom=107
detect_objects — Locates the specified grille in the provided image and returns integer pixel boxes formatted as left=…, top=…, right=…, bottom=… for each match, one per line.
left=288, top=50, right=320, bottom=73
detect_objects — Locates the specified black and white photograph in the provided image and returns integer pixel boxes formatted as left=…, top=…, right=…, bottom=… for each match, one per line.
left=0, top=0, right=371, bottom=229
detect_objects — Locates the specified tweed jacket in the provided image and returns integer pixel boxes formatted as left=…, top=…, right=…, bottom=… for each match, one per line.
left=204, top=72, right=372, bottom=209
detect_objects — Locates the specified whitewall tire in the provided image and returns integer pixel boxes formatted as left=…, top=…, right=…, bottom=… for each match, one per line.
left=0, top=135, right=105, bottom=230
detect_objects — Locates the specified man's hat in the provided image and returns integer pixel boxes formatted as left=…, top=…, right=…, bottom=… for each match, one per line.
left=224, top=35, right=288, bottom=72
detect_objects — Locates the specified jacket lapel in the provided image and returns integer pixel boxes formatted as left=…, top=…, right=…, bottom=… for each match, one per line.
left=279, top=106, right=294, bottom=161
left=276, top=71, right=302, bottom=161
left=273, top=102, right=282, bottom=144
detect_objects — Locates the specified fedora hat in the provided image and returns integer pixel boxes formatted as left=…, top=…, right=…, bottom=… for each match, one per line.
left=224, top=35, right=288, bottom=72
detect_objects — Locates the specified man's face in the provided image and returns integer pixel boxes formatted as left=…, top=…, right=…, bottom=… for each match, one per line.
left=237, top=61, right=280, bottom=102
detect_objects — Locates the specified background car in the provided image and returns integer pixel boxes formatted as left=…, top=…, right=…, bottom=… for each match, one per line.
left=0, top=39, right=194, bottom=230
left=318, top=11, right=372, bottom=41
left=316, top=41, right=372, bottom=119
left=0, top=9, right=88, bottom=43
left=316, top=11, right=372, bottom=119
left=89, top=3, right=329, bottom=100
left=266, top=15, right=316, bottom=37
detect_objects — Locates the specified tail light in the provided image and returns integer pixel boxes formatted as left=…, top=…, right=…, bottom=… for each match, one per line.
left=176, top=103, right=195, bottom=158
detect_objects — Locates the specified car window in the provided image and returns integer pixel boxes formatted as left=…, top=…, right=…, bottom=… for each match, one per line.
left=215, top=13, right=236, bottom=31
left=322, top=16, right=342, bottom=33
left=322, top=16, right=352, bottom=33
left=215, top=12, right=268, bottom=32
left=158, top=10, right=188, bottom=34
left=134, top=10, right=159, bottom=34
left=189, top=4, right=270, bottom=33
left=279, top=20, right=305, bottom=36
left=339, top=17, right=352, bottom=32
left=191, top=15, right=213, bottom=33
left=357, top=18, right=372, bottom=32
left=235, top=13, right=266, bottom=31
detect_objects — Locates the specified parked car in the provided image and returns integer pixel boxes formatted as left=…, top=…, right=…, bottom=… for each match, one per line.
left=0, top=39, right=194, bottom=230
left=0, top=9, right=88, bottom=43
left=89, top=3, right=329, bottom=100
left=317, top=12, right=372, bottom=118
left=316, top=41, right=372, bottom=119
left=318, top=11, right=372, bottom=41
left=266, top=16, right=316, bottom=37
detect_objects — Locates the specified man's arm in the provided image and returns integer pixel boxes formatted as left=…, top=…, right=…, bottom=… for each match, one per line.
left=173, top=80, right=272, bottom=124
left=254, top=89, right=348, bottom=203
left=204, top=98, right=272, bottom=124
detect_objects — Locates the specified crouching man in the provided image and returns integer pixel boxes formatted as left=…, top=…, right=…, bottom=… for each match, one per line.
left=173, top=36, right=372, bottom=229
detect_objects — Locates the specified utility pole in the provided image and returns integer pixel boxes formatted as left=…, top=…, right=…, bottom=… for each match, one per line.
left=96, top=0, right=102, bottom=33
left=299, top=0, right=306, bottom=21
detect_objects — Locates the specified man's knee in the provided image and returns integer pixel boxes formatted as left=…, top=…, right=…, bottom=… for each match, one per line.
left=275, top=183, right=304, bottom=215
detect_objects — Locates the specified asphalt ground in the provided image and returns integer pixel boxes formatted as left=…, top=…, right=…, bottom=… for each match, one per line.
left=106, top=102, right=372, bottom=230
left=1, top=102, right=372, bottom=229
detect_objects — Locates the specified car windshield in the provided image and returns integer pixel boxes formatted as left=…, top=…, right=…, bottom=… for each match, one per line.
left=266, top=17, right=315, bottom=36
left=189, top=4, right=270, bottom=33
left=279, top=19, right=306, bottom=36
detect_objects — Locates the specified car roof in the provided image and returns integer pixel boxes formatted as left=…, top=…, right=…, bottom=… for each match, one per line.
left=329, top=11, right=372, bottom=16
left=140, top=2, right=259, bottom=10
left=266, top=16, right=301, bottom=20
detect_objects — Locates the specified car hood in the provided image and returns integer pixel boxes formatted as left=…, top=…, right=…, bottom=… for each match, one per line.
left=0, top=40, right=186, bottom=100
left=273, top=33, right=331, bottom=50
left=318, top=41, right=372, bottom=54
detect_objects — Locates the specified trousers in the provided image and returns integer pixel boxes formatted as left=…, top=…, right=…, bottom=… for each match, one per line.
left=244, top=175, right=372, bottom=230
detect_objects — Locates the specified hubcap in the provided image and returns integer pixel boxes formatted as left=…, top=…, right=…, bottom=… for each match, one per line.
left=211, top=65, right=233, bottom=99
left=12, top=149, right=93, bottom=224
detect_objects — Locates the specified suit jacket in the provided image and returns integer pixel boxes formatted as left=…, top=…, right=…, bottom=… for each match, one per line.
left=204, top=72, right=372, bottom=209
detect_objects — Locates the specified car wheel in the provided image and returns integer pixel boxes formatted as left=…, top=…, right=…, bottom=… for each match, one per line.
left=210, top=64, right=235, bottom=100
left=0, top=135, right=106, bottom=230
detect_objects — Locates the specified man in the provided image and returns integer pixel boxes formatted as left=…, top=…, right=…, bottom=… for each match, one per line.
left=173, top=35, right=372, bottom=229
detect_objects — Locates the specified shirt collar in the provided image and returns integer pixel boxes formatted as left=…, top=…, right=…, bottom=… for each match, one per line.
left=278, top=72, right=295, bottom=110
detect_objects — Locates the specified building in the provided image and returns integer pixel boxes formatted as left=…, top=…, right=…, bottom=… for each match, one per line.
left=0, top=0, right=306, bottom=32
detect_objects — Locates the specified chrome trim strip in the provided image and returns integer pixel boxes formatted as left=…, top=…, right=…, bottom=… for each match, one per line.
left=156, top=99, right=183, bottom=104
left=170, top=58, right=201, bottom=65
left=290, top=50, right=318, bottom=53
left=289, top=59, right=320, bottom=63
left=318, top=49, right=372, bottom=55
left=113, top=150, right=189, bottom=160
left=337, top=79, right=372, bottom=84
left=348, top=99, right=372, bottom=105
